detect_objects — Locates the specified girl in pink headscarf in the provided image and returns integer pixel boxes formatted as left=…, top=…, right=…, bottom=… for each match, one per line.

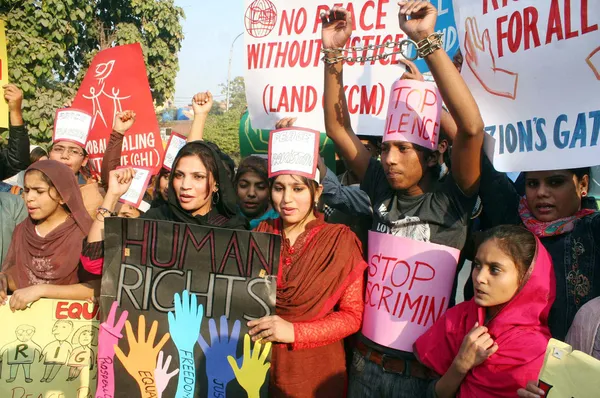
left=415, top=225, right=556, bottom=398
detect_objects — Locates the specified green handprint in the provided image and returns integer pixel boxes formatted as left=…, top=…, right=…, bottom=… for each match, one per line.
left=227, top=334, right=271, bottom=398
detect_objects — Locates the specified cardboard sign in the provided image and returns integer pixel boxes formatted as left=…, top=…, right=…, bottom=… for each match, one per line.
left=163, top=132, right=187, bottom=170
left=362, top=231, right=460, bottom=352
left=72, top=44, right=165, bottom=174
left=101, top=218, right=280, bottom=398
left=239, top=111, right=336, bottom=172
left=268, top=127, right=320, bottom=181
left=0, top=298, right=100, bottom=398
left=0, top=20, right=8, bottom=129
left=453, top=0, right=600, bottom=172
left=244, top=0, right=414, bottom=136
left=53, top=108, right=93, bottom=147
left=537, top=339, right=600, bottom=397
left=118, top=167, right=152, bottom=208
left=383, top=79, right=442, bottom=149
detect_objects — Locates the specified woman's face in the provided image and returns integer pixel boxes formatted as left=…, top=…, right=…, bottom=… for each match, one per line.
left=237, top=171, right=269, bottom=218
left=159, top=172, right=170, bottom=201
left=381, top=141, right=434, bottom=192
left=172, top=155, right=216, bottom=216
left=23, top=171, right=64, bottom=222
left=525, top=170, right=588, bottom=222
left=271, top=175, right=321, bottom=226
left=472, top=239, right=521, bottom=312
left=117, top=203, right=141, bottom=218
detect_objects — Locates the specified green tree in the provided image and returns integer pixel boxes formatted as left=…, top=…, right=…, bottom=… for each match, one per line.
left=220, top=76, right=246, bottom=113
left=0, top=0, right=184, bottom=144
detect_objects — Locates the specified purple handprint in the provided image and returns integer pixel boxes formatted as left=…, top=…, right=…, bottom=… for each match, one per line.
left=95, top=301, right=128, bottom=398
left=198, top=316, right=241, bottom=396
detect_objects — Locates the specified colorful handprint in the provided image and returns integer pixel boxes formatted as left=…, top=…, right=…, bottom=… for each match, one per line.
left=96, top=301, right=128, bottom=398
left=228, top=334, right=271, bottom=398
left=168, top=290, right=204, bottom=398
left=198, top=316, right=242, bottom=396
left=114, top=315, right=170, bottom=397
left=155, top=351, right=179, bottom=398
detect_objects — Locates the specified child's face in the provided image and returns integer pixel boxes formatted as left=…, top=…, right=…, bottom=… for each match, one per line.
left=23, top=171, right=64, bottom=222
left=472, top=239, right=521, bottom=310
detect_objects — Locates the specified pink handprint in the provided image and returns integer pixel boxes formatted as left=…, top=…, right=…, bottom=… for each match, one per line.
left=464, top=17, right=519, bottom=100
left=155, top=351, right=179, bottom=398
left=96, top=301, right=128, bottom=398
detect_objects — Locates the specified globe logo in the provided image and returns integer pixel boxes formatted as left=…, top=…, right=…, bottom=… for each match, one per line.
left=245, top=0, right=278, bottom=38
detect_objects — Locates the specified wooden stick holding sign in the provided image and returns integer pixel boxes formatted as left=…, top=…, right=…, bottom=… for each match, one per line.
left=117, top=167, right=151, bottom=209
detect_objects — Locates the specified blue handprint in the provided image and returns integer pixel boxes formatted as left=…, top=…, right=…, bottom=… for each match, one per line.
left=168, top=290, right=203, bottom=398
left=198, top=316, right=241, bottom=395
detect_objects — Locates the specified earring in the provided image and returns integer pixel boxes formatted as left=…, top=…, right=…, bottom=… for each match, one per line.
left=212, top=190, right=220, bottom=205
left=582, top=191, right=588, bottom=197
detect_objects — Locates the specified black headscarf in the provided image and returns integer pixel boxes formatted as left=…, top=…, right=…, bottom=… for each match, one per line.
left=143, top=141, right=248, bottom=229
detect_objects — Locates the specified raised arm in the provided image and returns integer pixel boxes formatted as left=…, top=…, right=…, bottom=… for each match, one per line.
left=187, top=91, right=213, bottom=142
left=100, top=111, right=136, bottom=191
left=398, top=0, right=484, bottom=196
left=322, top=8, right=372, bottom=182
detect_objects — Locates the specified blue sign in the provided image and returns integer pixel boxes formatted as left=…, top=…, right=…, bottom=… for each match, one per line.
left=409, top=0, right=459, bottom=73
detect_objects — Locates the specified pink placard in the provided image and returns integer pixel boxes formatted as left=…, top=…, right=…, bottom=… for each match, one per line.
left=362, top=231, right=460, bottom=352
left=383, top=79, right=442, bottom=149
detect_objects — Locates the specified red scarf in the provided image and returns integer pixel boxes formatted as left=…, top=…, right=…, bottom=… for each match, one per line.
left=519, top=197, right=594, bottom=237
left=415, top=238, right=556, bottom=398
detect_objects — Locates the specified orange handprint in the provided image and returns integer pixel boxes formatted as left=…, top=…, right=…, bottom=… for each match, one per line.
left=464, top=17, right=519, bottom=100
left=114, top=315, right=171, bottom=398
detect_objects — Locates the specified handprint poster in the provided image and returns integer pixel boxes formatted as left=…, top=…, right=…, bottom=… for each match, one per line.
left=453, top=0, right=600, bottom=172
left=101, top=218, right=280, bottom=398
left=0, top=298, right=100, bottom=398
left=72, top=44, right=165, bottom=175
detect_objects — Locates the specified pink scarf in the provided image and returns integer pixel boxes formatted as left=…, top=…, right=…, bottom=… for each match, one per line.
left=518, top=197, right=594, bottom=237
left=415, top=238, right=556, bottom=398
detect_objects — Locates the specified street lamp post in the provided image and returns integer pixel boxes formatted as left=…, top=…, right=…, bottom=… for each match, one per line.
left=226, top=32, right=244, bottom=112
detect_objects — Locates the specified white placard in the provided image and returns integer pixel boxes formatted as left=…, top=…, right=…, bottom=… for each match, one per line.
left=163, top=132, right=188, bottom=170
left=53, top=109, right=92, bottom=147
left=453, top=0, right=600, bottom=172
left=269, top=127, right=319, bottom=180
left=119, top=167, right=151, bottom=208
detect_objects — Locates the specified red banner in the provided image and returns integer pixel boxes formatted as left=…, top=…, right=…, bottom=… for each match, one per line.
left=72, top=43, right=164, bottom=174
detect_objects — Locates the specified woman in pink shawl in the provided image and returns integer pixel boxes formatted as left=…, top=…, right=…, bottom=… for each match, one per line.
left=415, top=225, right=556, bottom=398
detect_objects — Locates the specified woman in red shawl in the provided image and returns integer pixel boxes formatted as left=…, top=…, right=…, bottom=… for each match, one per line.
left=0, top=160, right=97, bottom=311
left=414, top=225, right=556, bottom=398
left=249, top=170, right=367, bottom=397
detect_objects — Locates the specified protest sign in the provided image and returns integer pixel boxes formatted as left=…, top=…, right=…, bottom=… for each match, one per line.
left=244, top=0, right=416, bottom=135
left=163, top=132, right=187, bottom=170
left=383, top=79, right=442, bottom=149
left=0, top=20, right=8, bottom=129
left=118, top=167, right=152, bottom=208
left=268, top=127, right=320, bottom=181
left=101, top=218, right=280, bottom=398
left=453, top=0, right=600, bottom=172
left=537, top=339, right=600, bottom=397
left=72, top=44, right=165, bottom=174
left=53, top=108, right=93, bottom=147
left=362, top=231, right=459, bottom=352
left=239, top=111, right=337, bottom=171
left=0, top=298, right=99, bottom=398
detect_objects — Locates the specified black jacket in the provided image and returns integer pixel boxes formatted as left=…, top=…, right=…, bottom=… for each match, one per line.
left=0, top=124, right=30, bottom=180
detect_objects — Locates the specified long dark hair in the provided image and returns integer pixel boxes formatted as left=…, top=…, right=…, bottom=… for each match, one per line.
left=171, top=142, right=220, bottom=200
left=479, top=225, right=536, bottom=280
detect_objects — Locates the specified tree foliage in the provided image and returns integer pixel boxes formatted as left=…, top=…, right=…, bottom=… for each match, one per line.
left=0, top=0, right=184, bottom=144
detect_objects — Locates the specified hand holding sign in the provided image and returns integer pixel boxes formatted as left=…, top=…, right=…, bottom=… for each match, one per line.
left=320, top=6, right=353, bottom=50
left=453, top=323, right=499, bottom=374
left=517, top=381, right=545, bottom=398
left=113, top=110, right=136, bottom=135
left=398, top=0, right=437, bottom=42
left=114, top=315, right=170, bottom=393
left=228, top=334, right=271, bottom=398
left=107, top=168, right=136, bottom=198
left=118, top=167, right=151, bottom=209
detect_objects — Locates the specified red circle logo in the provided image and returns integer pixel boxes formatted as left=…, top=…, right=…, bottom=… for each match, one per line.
left=244, top=0, right=278, bottom=38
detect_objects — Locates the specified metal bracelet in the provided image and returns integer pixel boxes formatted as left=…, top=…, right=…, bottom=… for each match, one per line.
left=320, top=39, right=418, bottom=64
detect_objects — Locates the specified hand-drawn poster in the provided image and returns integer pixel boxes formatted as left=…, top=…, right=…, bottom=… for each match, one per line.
left=0, top=298, right=100, bottom=398
left=72, top=44, right=165, bottom=175
left=101, top=218, right=280, bottom=398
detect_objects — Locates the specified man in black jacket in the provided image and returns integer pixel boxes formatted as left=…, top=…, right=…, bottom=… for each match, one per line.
left=0, top=84, right=29, bottom=180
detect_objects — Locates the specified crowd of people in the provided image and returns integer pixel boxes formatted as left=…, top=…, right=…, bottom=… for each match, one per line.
left=0, top=1, right=599, bottom=397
